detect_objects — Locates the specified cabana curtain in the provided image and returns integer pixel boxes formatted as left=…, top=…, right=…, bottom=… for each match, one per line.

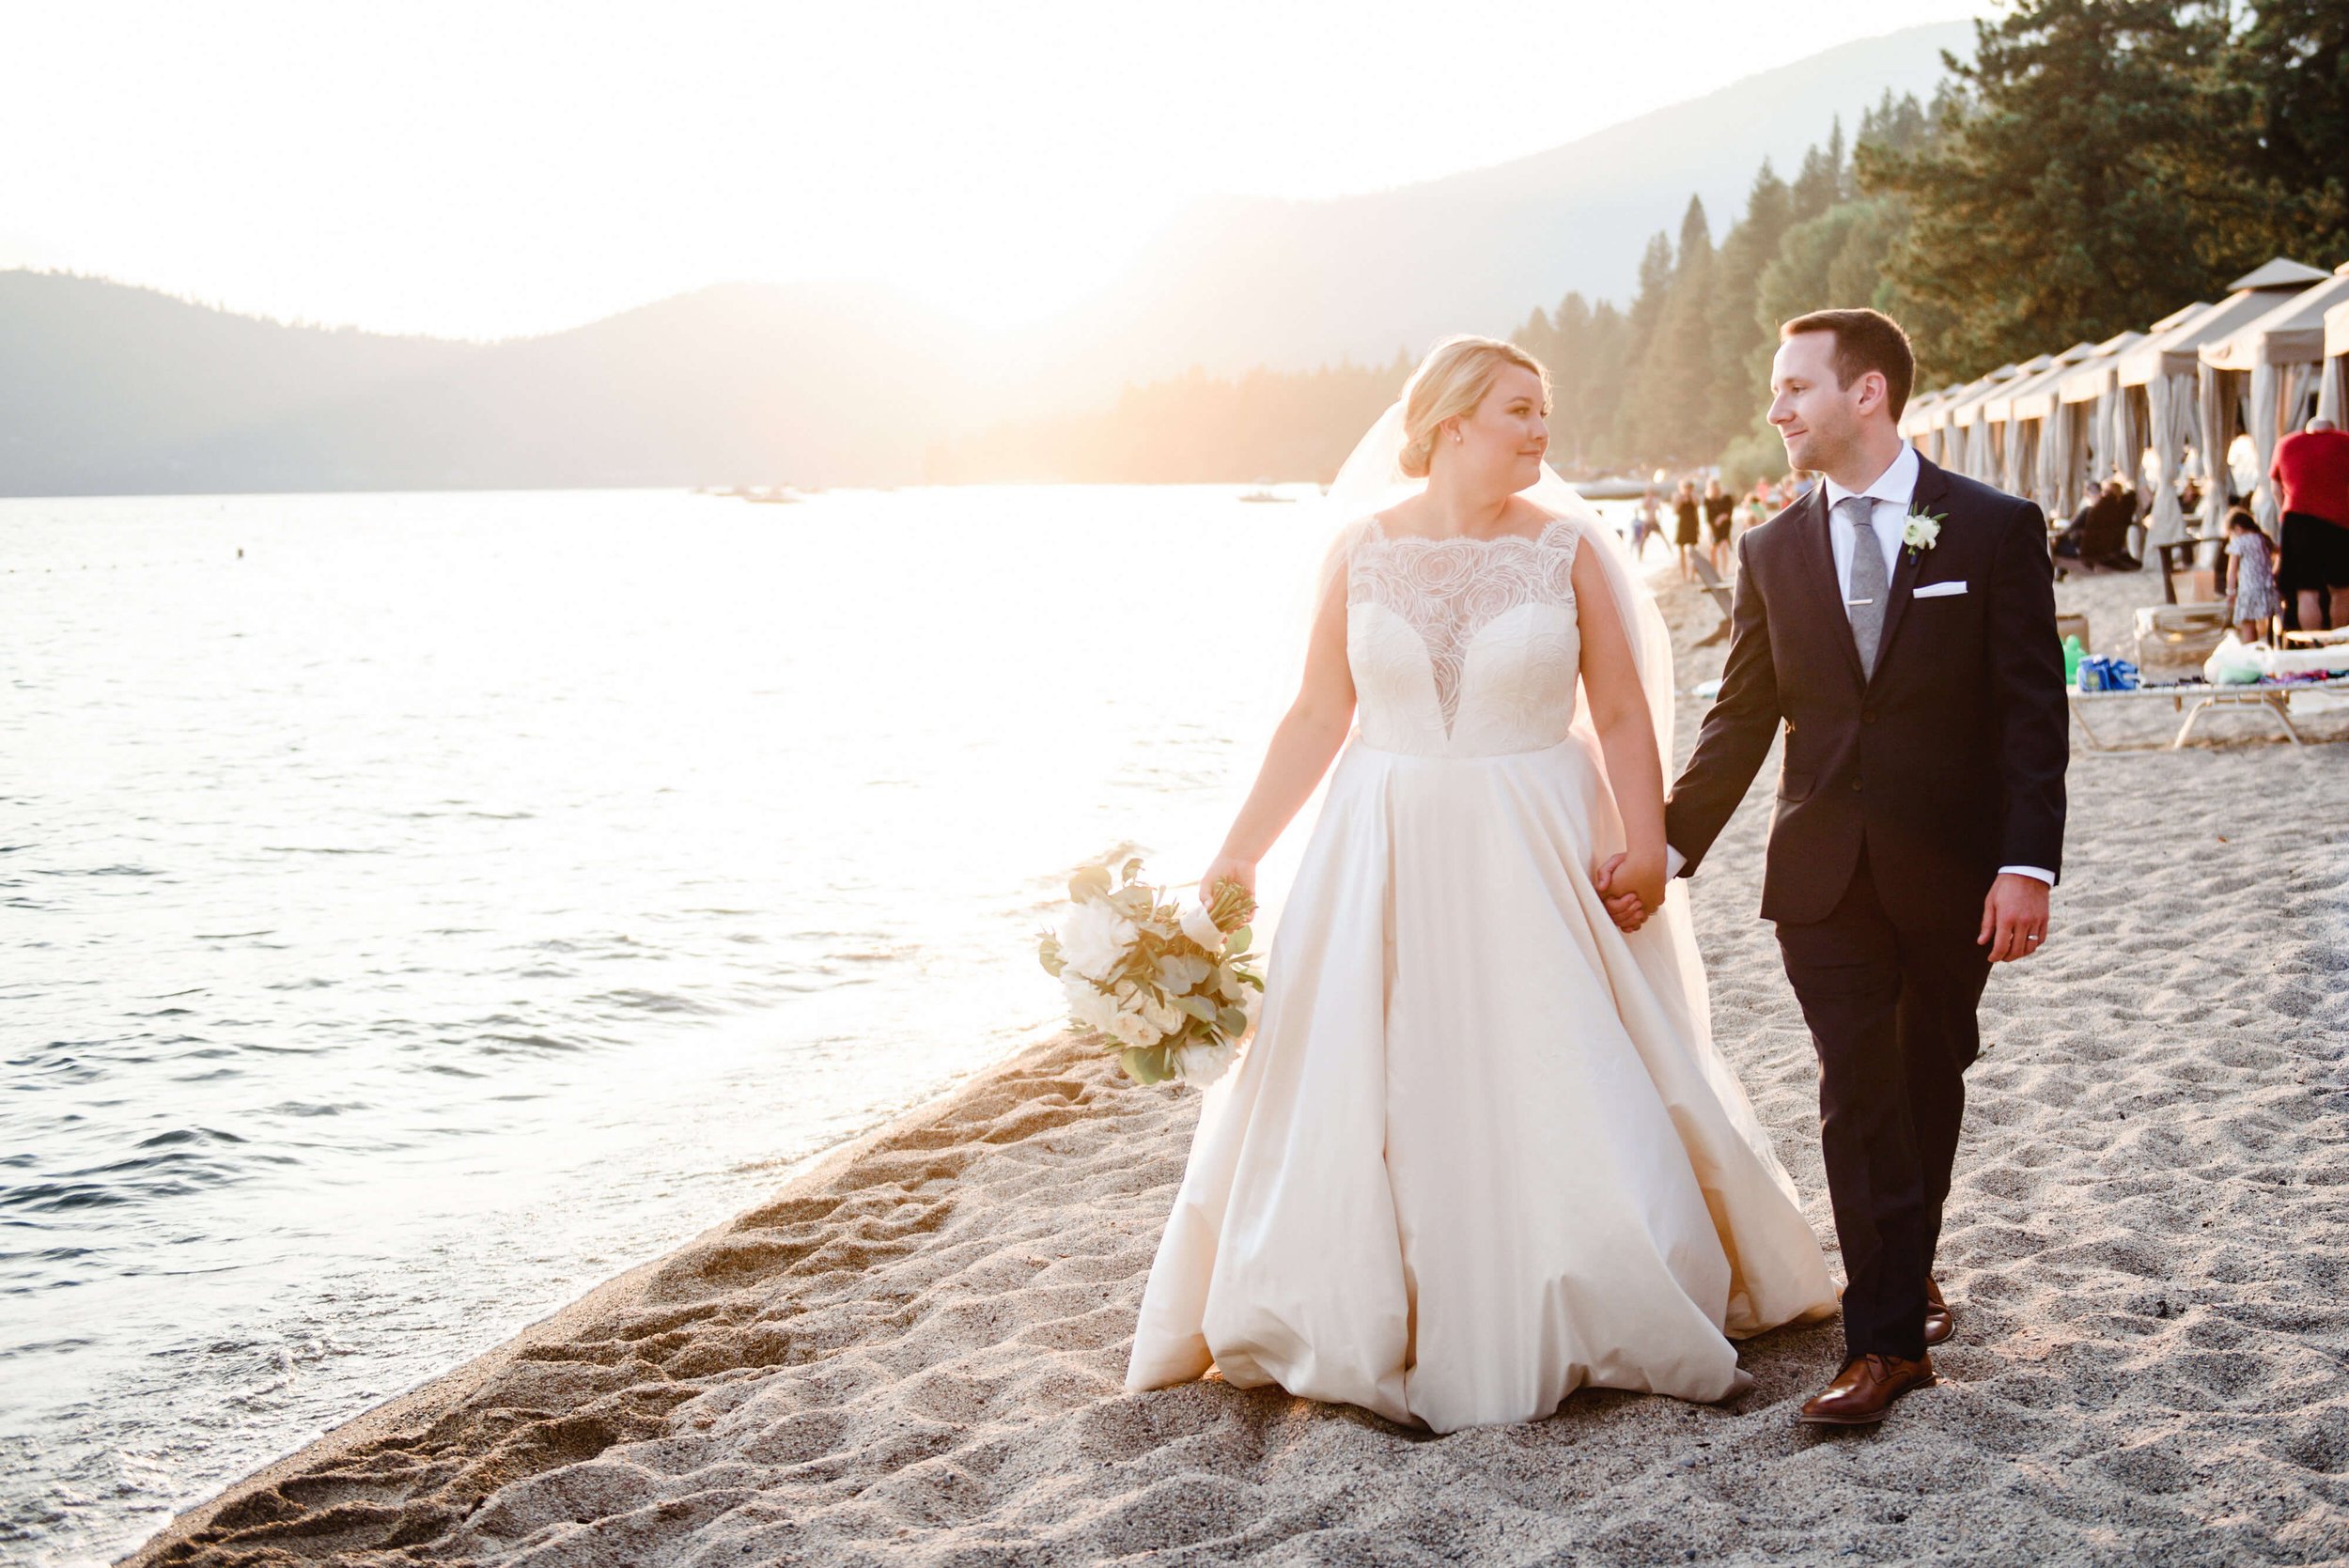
left=2036, top=399, right=2071, bottom=520
left=2144, top=374, right=2195, bottom=546
left=2197, top=367, right=2241, bottom=534
left=2001, top=413, right=2034, bottom=498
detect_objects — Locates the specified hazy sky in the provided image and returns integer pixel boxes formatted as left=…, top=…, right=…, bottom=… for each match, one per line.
left=4, top=1, right=1990, bottom=340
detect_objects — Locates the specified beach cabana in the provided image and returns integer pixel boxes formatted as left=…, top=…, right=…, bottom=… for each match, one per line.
left=1974, top=353, right=2060, bottom=505
left=1899, top=387, right=1952, bottom=460
left=2054, top=330, right=2148, bottom=511
left=2198, top=260, right=2349, bottom=530
left=2115, top=260, right=2327, bottom=537
left=1918, top=376, right=1984, bottom=474
left=1975, top=355, right=2051, bottom=496
left=1931, top=365, right=2026, bottom=487
left=2107, top=301, right=2220, bottom=545
left=1997, top=343, right=2098, bottom=520
left=2325, top=298, right=2349, bottom=426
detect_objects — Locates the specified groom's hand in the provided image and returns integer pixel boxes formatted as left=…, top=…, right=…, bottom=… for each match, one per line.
left=1978, top=873, right=2051, bottom=963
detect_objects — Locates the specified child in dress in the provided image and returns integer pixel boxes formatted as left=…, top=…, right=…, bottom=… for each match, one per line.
left=2225, top=507, right=2280, bottom=644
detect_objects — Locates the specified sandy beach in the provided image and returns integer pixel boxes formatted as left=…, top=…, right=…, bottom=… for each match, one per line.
left=124, top=564, right=2349, bottom=1567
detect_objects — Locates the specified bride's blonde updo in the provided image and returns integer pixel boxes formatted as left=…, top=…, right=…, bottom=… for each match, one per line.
left=1397, top=335, right=1553, bottom=479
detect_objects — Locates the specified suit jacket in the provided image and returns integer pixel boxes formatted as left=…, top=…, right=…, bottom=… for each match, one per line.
left=1664, top=456, right=2069, bottom=927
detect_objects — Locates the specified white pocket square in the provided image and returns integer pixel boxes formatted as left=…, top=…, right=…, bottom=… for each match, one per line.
left=1913, top=581, right=1968, bottom=598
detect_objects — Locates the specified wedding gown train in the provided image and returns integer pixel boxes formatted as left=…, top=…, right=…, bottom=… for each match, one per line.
left=1124, top=513, right=1835, bottom=1434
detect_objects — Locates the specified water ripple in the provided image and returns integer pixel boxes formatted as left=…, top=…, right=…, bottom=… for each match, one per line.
left=1, top=484, right=1304, bottom=1566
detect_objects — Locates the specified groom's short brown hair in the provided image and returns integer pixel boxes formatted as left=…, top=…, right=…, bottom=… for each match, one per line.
left=1781, top=308, right=1913, bottom=421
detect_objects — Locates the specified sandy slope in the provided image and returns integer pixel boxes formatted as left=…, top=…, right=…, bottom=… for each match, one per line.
left=124, top=567, right=2349, bottom=1567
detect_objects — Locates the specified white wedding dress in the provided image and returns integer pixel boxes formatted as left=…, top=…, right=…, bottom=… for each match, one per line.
left=1124, top=509, right=1836, bottom=1434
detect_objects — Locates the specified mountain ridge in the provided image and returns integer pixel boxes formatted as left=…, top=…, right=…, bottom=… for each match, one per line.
left=0, top=23, right=1969, bottom=495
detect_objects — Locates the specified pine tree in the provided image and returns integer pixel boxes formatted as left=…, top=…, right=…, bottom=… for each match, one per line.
left=1542, top=293, right=1600, bottom=470
left=1861, top=0, right=2251, bottom=376
left=1512, top=304, right=1559, bottom=376
left=1627, top=197, right=1719, bottom=465
left=2204, top=0, right=2349, bottom=261
left=1705, top=162, right=1794, bottom=461
left=1581, top=300, right=1632, bottom=472
left=1791, top=118, right=1846, bottom=222
left=1622, top=199, right=1716, bottom=465
left=1613, top=232, right=1676, bottom=460
left=1857, top=89, right=1932, bottom=157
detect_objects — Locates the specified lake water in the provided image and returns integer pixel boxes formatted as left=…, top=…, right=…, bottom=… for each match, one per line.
left=4, top=484, right=1413, bottom=1565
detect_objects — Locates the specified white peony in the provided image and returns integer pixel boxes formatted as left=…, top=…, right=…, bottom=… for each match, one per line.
left=1174, top=1040, right=1237, bottom=1086
left=1055, top=900, right=1138, bottom=983
left=1109, top=1011, right=1160, bottom=1048
left=1178, top=901, right=1225, bottom=953
left=1063, top=974, right=1117, bottom=1033
left=1141, top=993, right=1186, bottom=1035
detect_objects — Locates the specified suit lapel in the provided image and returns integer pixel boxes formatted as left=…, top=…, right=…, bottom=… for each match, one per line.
left=1869, top=457, right=1949, bottom=687
left=1792, top=482, right=1867, bottom=690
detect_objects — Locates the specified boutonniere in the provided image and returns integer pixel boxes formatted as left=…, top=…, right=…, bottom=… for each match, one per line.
left=1901, top=509, right=1945, bottom=561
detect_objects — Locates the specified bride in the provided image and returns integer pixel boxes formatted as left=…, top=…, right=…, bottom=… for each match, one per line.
left=1124, top=335, right=1836, bottom=1433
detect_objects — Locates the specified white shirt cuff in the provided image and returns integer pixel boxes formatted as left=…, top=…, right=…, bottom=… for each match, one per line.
left=1999, top=864, right=2055, bottom=885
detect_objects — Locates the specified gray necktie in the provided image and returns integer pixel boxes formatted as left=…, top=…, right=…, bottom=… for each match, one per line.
left=1840, top=495, right=1888, bottom=677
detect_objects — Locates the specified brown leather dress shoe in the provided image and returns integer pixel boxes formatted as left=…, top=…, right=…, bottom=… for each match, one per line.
left=1923, top=1276, right=1954, bottom=1347
left=1797, top=1353, right=1937, bottom=1426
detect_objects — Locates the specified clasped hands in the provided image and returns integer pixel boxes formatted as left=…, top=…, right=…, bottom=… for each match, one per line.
left=1592, top=860, right=2053, bottom=957
left=1592, top=851, right=1666, bottom=933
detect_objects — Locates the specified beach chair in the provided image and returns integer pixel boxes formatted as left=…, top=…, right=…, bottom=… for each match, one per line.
left=2133, top=603, right=2232, bottom=676
left=1688, top=556, right=1735, bottom=645
left=2067, top=675, right=2349, bottom=750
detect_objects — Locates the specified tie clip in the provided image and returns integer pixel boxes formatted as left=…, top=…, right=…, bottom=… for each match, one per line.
left=1846, top=598, right=1876, bottom=606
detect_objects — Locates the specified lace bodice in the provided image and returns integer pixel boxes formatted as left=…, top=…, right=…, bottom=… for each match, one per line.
left=1346, top=516, right=1582, bottom=757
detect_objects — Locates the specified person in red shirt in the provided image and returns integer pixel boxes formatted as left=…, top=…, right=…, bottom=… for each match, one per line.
left=2271, top=415, right=2349, bottom=630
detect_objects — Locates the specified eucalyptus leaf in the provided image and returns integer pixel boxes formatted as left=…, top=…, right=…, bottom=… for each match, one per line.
left=1217, top=1006, right=1248, bottom=1035
left=1119, top=1046, right=1172, bottom=1086
left=1157, top=953, right=1211, bottom=989
left=1068, top=865, right=1112, bottom=904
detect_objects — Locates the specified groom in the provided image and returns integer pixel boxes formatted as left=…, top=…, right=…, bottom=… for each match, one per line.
left=1614, top=308, right=2068, bottom=1424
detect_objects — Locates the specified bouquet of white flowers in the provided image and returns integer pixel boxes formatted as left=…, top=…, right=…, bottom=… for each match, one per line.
left=1037, top=859, right=1264, bottom=1087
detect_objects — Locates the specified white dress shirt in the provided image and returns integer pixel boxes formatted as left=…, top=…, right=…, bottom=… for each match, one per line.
left=1824, top=442, right=1917, bottom=611
left=1661, top=444, right=2054, bottom=889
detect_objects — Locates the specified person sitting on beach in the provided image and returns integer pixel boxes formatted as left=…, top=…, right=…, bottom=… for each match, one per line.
left=2224, top=507, right=2280, bottom=644
left=2055, top=479, right=2139, bottom=573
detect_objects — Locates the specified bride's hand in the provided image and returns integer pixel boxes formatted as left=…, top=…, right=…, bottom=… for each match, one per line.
left=1199, top=853, right=1257, bottom=902
left=1594, top=851, right=1665, bottom=931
